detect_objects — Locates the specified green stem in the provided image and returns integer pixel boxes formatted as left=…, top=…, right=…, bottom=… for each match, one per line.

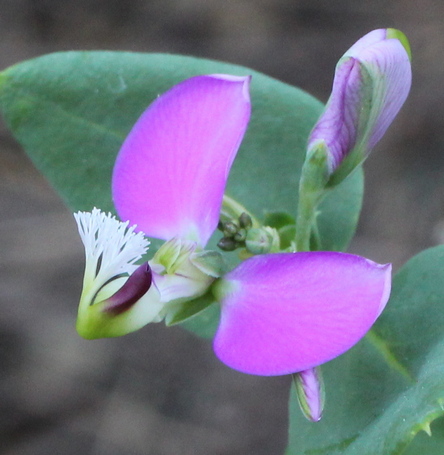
left=295, top=143, right=329, bottom=252
left=295, top=183, right=321, bottom=252
left=221, top=194, right=260, bottom=228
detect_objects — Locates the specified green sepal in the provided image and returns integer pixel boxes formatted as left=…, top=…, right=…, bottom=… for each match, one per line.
left=190, top=250, right=227, bottom=278
left=165, top=291, right=215, bottom=326
left=301, top=140, right=330, bottom=194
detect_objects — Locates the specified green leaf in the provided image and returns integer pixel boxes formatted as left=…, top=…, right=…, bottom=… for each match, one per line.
left=0, top=51, right=363, bottom=338
left=317, top=170, right=363, bottom=251
left=287, top=246, right=444, bottom=454
left=279, top=224, right=297, bottom=250
left=179, top=301, right=221, bottom=339
left=263, top=211, right=296, bottom=229
left=403, top=416, right=444, bottom=454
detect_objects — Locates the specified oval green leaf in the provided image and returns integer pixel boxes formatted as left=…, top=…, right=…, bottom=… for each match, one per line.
left=0, top=51, right=363, bottom=338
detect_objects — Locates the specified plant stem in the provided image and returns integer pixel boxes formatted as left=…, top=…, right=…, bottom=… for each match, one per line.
left=295, top=183, right=321, bottom=252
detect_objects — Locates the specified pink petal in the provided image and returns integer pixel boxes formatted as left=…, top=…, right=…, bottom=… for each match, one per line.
left=345, top=29, right=387, bottom=55
left=307, top=57, right=360, bottom=171
left=112, top=75, right=251, bottom=246
left=359, top=38, right=412, bottom=149
left=213, top=252, right=391, bottom=376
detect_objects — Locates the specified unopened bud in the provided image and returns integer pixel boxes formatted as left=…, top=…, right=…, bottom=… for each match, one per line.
left=245, top=228, right=274, bottom=254
left=218, top=237, right=238, bottom=251
left=293, top=367, right=325, bottom=422
left=234, top=228, right=247, bottom=242
left=239, top=212, right=253, bottom=229
left=224, top=221, right=239, bottom=236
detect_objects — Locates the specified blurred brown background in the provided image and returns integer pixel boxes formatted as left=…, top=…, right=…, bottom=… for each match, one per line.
left=0, top=1, right=442, bottom=454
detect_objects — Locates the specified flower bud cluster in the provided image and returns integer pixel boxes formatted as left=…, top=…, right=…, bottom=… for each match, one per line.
left=217, top=212, right=253, bottom=251
left=217, top=212, right=280, bottom=255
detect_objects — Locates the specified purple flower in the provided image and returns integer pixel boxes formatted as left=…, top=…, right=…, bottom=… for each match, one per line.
left=74, top=73, right=391, bottom=381
left=307, top=28, right=412, bottom=184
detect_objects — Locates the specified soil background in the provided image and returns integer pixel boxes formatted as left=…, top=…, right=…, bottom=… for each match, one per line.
left=0, top=1, right=443, bottom=454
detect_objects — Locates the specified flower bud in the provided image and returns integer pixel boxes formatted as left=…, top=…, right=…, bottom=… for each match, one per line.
left=306, top=28, right=412, bottom=186
left=245, top=227, right=280, bottom=255
left=292, top=367, right=325, bottom=422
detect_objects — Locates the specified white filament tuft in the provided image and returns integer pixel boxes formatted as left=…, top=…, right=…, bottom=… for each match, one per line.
left=74, top=208, right=150, bottom=285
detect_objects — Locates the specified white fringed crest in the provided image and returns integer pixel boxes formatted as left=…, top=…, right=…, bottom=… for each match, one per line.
left=74, top=208, right=150, bottom=286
